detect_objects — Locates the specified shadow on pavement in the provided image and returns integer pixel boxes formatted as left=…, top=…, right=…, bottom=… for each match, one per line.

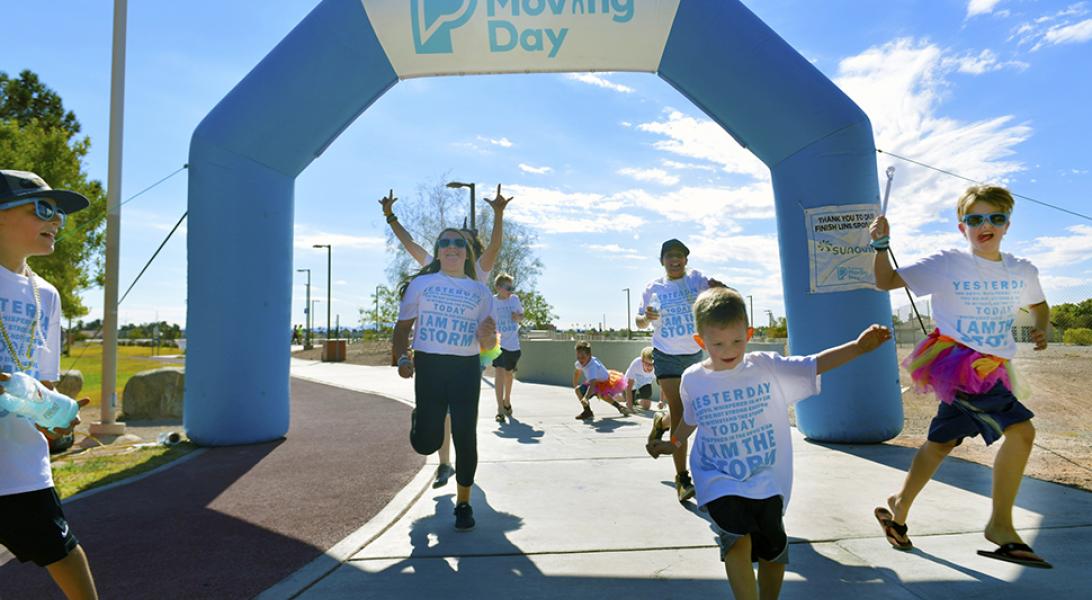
left=492, top=418, right=546, bottom=444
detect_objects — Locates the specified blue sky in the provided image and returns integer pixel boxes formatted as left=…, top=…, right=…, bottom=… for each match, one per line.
left=3, top=0, right=1090, bottom=331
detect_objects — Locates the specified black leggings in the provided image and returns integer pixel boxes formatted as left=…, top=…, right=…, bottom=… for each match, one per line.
left=411, top=351, right=481, bottom=487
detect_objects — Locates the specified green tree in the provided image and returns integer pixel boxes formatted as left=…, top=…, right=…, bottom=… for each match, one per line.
left=1, top=70, right=107, bottom=319
left=1051, top=299, right=1092, bottom=331
left=360, top=285, right=400, bottom=332
left=519, top=289, right=558, bottom=329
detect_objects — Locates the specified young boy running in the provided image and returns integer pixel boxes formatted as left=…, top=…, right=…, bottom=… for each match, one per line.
left=649, top=287, right=890, bottom=600
left=869, top=185, right=1052, bottom=568
left=491, top=273, right=523, bottom=424
left=0, top=170, right=98, bottom=599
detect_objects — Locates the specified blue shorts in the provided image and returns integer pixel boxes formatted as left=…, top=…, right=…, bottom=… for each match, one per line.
left=928, top=380, right=1034, bottom=446
left=652, top=348, right=703, bottom=380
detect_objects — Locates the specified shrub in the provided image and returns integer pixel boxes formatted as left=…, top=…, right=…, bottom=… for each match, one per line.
left=1063, top=328, right=1092, bottom=346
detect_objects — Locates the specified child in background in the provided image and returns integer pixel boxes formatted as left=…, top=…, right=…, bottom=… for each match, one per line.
left=869, top=185, right=1052, bottom=568
left=0, top=169, right=97, bottom=599
left=623, top=346, right=657, bottom=411
left=648, top=287, right=890, bottom=600
left=571, top=341, right=630, bottom=420
left=491, top=273, right=524, bottom=424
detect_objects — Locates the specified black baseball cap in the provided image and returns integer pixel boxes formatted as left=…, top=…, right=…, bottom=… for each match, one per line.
left=0, top=170, right=90, bottom=214
left=660, top=238, right=690, bottom=258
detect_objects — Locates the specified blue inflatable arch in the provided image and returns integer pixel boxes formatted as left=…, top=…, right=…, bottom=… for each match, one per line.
left=186, top=0, right=902, bottom=445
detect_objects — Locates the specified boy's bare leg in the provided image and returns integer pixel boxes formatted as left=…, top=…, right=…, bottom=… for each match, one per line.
left=890, top=439, right=957, bottom=524
left=985, top=421, right=1042, bottom=559
left=639, top=397, right=652, bottom=411
left=45, top=545, right=98, bottom=600
left=757, top=559, right=786, bottom=600
left=494, top=367, right=508, bottom=414
left=503, top=369, right=514, bottom=406
left=723, top=535, right=758, bottom=600
left=438, top=415, right=452, bottom=465
left=660, top=378, right=688, bottom=475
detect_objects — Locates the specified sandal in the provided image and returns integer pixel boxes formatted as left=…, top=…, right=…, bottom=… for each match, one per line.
left=874, top=506, right=912, bottom=550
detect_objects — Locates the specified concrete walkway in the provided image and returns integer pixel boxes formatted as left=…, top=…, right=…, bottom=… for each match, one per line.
left=271, top=358, right=1091, bottom=599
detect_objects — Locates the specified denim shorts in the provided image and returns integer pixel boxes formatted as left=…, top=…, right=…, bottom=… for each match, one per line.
left=928, top=380, right=1034, bottom=447
left=652, top=348, right=703, bottom=380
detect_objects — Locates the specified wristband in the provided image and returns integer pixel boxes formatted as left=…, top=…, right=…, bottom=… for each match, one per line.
left=397, top=354, right=411, bottom=367
left=670, top=434, right=682, bottom=448
left=870, top=235, right=890, bottom=250
left=386, top=214, right=398, bottom=224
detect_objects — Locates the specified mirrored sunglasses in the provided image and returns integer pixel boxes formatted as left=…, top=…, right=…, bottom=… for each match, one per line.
left=961, top=212, right=1008, bottom=228
left=498, top=283, right=514, bottom=291
left=437, top=237, right=467, bottom=249
left=0, top=197, right=67, bottom=228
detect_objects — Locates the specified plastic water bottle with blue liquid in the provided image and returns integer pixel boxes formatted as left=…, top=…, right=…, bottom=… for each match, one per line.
left=0, top=372, right=79, bottom=430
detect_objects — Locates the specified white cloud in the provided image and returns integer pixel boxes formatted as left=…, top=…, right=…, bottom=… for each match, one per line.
left=518, top=163, right=553, bottom=174
left=1011, top=4, right=1092, bottom=49
left=564, top=72, right=634, bottom=93
left=662, top=159, right=716, bottom=172
left=943, top=49, right=1028, bottom=74
left=583, top=243, right=645, bottom=260
left=501, top=184, right=646, bottom=234
left=835, top=38, right=1031, bottom=233
left=622, top=184, right=775, bottom=237
left=617, top=167, right=680, bottom=186
left=294, top=226, right=385, bottom=251
left=967, top=0, right=1004, bottom=19
left=1039, top=18, right=1092, bottom=48
left=477, top=135, right=513, bottom=148
left=1022, top=224, right=1092, bottom=269
left=637, top=110, right=769, bottom=180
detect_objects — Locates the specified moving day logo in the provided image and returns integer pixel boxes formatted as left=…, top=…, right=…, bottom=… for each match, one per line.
left=412, top=0, right=477, bottom=54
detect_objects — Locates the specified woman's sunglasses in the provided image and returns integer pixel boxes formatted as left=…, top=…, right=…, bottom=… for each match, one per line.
left=961, top=212, right=1008, bottom=228
left=437, top=237, right=467, bottom=249
left=0, top=198, right=67, bottom=228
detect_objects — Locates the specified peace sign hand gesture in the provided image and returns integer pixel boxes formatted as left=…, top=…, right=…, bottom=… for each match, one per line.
left=484, top=184, right=513, bottom=212
left=379, top=189, right=397, bottom=215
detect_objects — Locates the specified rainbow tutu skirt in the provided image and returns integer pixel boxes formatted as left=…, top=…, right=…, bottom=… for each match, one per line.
left=904, top=330, right=1028, bottom=405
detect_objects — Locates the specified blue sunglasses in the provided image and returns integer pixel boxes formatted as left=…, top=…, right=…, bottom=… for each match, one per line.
left=961, top=212, right=1008, bottom=228
left=0, top=197, right=67, bottom=228
left=437, top=237, right=467, bottom=249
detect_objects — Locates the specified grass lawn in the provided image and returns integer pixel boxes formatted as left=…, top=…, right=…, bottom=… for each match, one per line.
left=60, top=342, right=184, bottom=408
left=52, top=443, right=197, bottom=499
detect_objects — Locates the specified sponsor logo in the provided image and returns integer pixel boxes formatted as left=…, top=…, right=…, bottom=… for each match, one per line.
left=412, top=0, right=478, bottom=54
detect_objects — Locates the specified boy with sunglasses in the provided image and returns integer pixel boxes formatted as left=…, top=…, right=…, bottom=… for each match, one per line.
left=0, top=170, right=99, bottom=598
left=491, top=273, right=523, bottom=424
left=869, top=185, right=1052, bottom=569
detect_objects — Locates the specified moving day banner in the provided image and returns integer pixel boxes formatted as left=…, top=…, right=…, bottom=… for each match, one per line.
left=805, top=204, right=878, bottom=294
left=362, top=0, right=681, bottom=78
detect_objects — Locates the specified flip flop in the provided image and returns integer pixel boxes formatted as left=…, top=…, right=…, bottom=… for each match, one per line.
left=977, top=543, right=1053, bottom=569
left=874, top=507, right=912, bottom=550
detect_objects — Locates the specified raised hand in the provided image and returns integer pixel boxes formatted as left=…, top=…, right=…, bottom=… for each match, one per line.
left=870, top=215, right=890, bottom=241
left=379, top=189, right=397, bottom=215
left=484, top=183, right=513, bottom=212
left=0, top=371, right=8, bottom=395
left=856, top=324, right=892, bottom=353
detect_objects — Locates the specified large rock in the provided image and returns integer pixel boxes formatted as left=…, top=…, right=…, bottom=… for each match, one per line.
left=57, top=370, right=84, bottom=398
left=122, top=367, right=185, bottom=420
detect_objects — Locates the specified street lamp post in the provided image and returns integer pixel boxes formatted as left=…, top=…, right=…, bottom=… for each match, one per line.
left=313, top=244, right=331, bottom=341
left=375, top=284, right=381, bottom=334
left=622, top=288, right=631, bottom=340
left=747, top=294, right=753, bottom=329
left=446, top=181, right=476, bottom=230
left=297, top=268, right=312, bottom=349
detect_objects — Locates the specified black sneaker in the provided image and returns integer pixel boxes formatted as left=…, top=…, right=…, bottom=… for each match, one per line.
left=575, top=406, right=594, bottom=420
left=676, top=471, right=696, bottom=502
left=432, top=463, right=455, bottom=489
left=454, top=502, right=475, bottom=531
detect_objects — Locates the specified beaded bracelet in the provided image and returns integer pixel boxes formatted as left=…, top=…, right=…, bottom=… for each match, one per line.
left=386, top=214, right=398, bottom=224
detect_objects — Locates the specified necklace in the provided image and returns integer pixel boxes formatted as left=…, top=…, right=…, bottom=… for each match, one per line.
left=0, top=266, right=42, bottom=372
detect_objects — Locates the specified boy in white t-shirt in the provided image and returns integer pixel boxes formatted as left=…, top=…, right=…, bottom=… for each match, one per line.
left=623, top=346, right=657, bottom=411
left=0, top=170, right=97, bottom=598
left=491, top=273, right=524, bottom=424
left=869, top=185, right=1052, bottom=568
left=571, top=341, right=630, bottom=420
left=648, top=288, right=890, bottom=600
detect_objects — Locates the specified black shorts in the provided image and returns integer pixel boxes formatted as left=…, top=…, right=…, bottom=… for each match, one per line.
left=0, top=487, right=79, bottom=567
left=492, top=348, right=521, bottom=371
left=706, top=494, right=788, bottom=564
left=634, top=383, right=653, bottom=399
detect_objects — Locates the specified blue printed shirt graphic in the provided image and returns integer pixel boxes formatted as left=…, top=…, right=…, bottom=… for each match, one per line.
left=898, top=250, right=1045, bottom=359
left=640, top=269, right=710, bottom=355
left=493, top=294, right=523, bottom=351
left=680, top=353, right=820, bottom=511
left=412, top=0, right=477, bottom=54
left=1, top=267, right=62, bottom=496
left=398, top=272, right=494, bottom=357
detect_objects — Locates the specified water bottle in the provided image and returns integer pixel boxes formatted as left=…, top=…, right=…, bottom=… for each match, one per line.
left=647, top=292, right=661, bottom=316
left=0, top=372, right=80, bottom=430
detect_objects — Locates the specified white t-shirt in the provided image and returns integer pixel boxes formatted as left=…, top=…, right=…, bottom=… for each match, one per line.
left=422, top=253, right=490, bottom=285
left=624, top=356, right=656, bottom=389
left=574, top=356, right=610, bottom=384
left=898, top=249, right=1045, bottom=359
left=493, top=294, right=523, bottom=351
left=681, top=352, right=820, bottom=511
left=639, top=269, right=710, bottom=355
left=398, top=273, right=495, bottom=357
left=0, top=268, right=62, bottom=496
